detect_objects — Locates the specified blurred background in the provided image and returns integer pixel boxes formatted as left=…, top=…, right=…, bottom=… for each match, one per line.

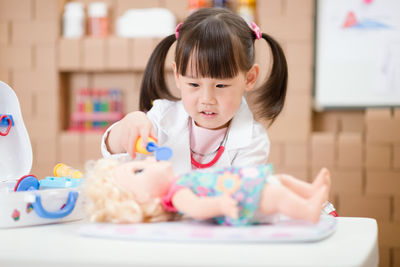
left=0, top=0, right=399, bottom=265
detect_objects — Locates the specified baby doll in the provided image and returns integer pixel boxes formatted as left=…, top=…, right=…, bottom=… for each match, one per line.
left=84, top=157, right=179, bottom=223
left=84, top=157, right=330, bottom=225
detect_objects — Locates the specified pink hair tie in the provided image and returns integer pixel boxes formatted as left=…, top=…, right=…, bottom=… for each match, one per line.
left=251, top=22, right=262, bottom=40
left=175, top=22, right=183, bottom=39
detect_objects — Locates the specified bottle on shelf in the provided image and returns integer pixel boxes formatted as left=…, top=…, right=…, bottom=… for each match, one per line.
left=62, top=2, right=85, bottom=38
left=88, top=2, right=109, bottom=37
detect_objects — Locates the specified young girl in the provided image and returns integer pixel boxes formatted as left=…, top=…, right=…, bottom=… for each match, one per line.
left=102, top=8, right=287, bottom=174
left=85, top=157, right=330, bottom=225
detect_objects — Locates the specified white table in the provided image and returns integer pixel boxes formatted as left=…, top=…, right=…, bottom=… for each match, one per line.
left=0, top=217, right=378, bottom=267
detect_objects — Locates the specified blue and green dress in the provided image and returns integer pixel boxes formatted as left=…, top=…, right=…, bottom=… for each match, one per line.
left=161, top=164, right=274, bottom=226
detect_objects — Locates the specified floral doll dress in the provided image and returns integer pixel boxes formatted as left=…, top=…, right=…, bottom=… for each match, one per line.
left=161, top=164, right=274, bottom=226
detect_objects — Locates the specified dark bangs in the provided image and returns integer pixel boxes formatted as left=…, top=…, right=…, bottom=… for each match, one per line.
left=175, top=18, right=251, bottom=79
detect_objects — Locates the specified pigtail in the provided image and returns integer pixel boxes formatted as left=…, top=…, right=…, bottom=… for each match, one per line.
left=139, top=34, right=179, bottom=112
left=257, top=33, right=288, bottom=124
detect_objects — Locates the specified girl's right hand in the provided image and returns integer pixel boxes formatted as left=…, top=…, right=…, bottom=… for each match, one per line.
left=106, top=111, right=155, bottom=158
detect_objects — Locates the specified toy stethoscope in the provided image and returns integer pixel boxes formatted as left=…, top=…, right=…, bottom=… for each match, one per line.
left=0, top=114, right=13, bottom=136
left=190, top=122, right=230, bottom=169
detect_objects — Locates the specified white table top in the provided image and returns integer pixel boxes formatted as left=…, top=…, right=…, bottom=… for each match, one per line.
left=0, top=217, right=378, bottom=267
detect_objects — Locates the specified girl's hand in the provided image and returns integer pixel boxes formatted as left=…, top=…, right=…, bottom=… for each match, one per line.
left=218, top=195, right=239, bottom=219
left=106, top=111, right=155, bottom=158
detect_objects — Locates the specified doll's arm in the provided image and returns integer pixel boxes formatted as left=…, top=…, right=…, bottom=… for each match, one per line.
left=171, top=188, right=239, bottom=220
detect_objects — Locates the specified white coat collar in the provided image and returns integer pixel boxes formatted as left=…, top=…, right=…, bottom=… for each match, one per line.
left=158, top=102, right=191, bottom=174
left=158, top=100, right=190, bottom=137
left=225, top=98, right=255, bottom=150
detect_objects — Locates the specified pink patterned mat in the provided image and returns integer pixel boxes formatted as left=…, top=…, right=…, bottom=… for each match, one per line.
left=78, top=216, right=337, bottom=243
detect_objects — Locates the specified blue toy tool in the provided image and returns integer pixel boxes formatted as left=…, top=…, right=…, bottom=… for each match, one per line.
left=14, top=175, right=83, bottom=192
left=0, top=114, right=14, bottom=126
left=146, top=142, right=173, bottom=161
left=0, top=114, right=14, bottom=136
left=14, top=175, right=40, bottom=192
left=135, top=136, right=173, bottom=161
left=40, top=176, right=84, bottom=189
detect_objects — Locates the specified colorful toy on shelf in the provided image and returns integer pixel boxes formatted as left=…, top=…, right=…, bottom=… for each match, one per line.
left=69, top=88, right=124, bottom=132
left=54, top=163, right=83, bottom=179
left=135, top=136, right=173, bottom=161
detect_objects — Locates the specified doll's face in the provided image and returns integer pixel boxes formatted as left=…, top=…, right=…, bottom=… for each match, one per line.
left=113, top=157, right=175, bottom=203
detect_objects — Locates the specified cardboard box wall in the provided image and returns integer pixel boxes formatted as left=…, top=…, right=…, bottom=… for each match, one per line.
left=1, top=1, right=400, bottom=265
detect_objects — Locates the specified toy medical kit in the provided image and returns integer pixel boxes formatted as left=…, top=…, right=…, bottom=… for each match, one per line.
left=0, top=81, right=85, bottom=228
left=135, top=136, right=173, bottom=161
left=54, top=163, right=83, bottom=179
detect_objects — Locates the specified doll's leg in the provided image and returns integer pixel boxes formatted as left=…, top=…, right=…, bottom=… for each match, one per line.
left=258, top=184, right=328, bottom=223
left=276, top=168, right=330, bottom=199
left=312, top=168, right=331, bottom=191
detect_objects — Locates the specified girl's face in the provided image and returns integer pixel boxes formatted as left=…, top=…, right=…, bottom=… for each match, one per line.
left=173, top=63, right=259, bottom=130
left=113, top=157, right=175, bottom=203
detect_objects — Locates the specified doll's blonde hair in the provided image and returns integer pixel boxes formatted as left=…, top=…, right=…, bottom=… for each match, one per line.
left=84, top=158, right=177, bottom=223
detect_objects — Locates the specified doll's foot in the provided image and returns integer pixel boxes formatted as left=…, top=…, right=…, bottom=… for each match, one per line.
left=312, top=168, right=331, bottom=193
left=306, top=185, right=328, bottom=223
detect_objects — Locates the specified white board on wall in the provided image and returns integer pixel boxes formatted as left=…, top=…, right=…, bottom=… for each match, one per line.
left=314, top=0, right=400, bottom=109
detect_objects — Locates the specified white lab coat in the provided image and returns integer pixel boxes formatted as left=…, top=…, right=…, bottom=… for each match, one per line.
left=101, top=98, right=270, bottom=175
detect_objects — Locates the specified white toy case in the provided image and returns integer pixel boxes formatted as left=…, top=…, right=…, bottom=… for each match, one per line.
left=0, top=81, right=85, bottom=228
